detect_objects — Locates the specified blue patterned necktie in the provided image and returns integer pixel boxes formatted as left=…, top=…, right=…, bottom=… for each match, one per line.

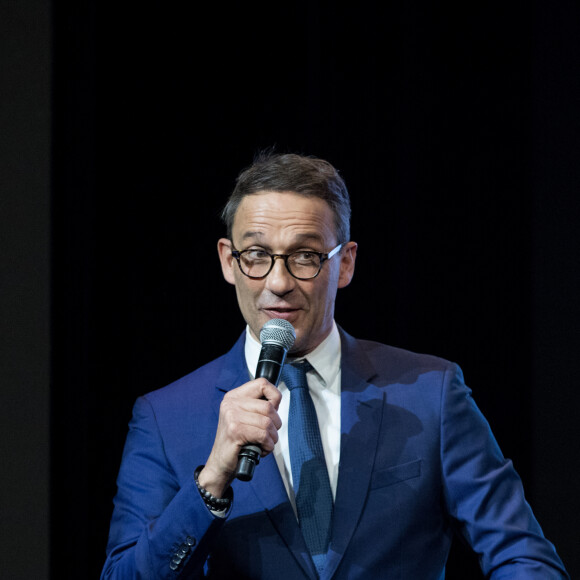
left=282, top=360, right=333, bottom=577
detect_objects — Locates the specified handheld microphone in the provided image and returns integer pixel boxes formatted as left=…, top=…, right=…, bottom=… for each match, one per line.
left=235, top=318, right=296, bottom=481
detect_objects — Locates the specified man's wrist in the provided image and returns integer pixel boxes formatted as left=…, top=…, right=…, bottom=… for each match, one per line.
left=195, top=465, right=233, bottom=511
left=197, top=463, right=232, bottom=498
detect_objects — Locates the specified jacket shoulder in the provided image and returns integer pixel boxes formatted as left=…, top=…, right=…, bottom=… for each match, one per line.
left=344, top=331, right=457, bottom=376
left=143, top=332, right=247, bottom=405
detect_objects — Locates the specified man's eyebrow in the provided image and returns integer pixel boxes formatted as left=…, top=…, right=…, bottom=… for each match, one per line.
left=240, top=231, right=264, bottom=242
left=291, top=233, right=325, bottom=245
left=237, top=232, right=324, bottom=249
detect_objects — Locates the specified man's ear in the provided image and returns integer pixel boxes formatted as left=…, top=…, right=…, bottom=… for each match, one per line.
left=337, top=241, right=358, bottom=289
left=217, top=238, right=236, bottom=285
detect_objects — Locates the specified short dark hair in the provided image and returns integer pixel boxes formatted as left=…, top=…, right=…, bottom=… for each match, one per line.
left=222, top=151, right=351, bottom=243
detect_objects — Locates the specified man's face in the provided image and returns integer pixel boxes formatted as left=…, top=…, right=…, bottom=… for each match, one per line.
left=218, top=191, right=357, bottom=356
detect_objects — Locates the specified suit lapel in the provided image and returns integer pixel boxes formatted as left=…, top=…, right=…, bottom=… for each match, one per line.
left=323, top=329, right=385, bottom=580
left=214, top=332, right=250, bottom=393
left=250, top=453, right=318, bottom=579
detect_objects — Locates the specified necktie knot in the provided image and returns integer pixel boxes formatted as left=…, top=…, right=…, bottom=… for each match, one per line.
left=282, top=360, right=313, bottom=391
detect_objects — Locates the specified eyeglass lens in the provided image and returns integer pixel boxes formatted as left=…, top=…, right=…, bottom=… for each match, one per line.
left=239, top=250, right=321, bottom=279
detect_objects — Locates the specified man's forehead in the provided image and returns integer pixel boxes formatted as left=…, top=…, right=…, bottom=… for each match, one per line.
left=232, top=192, right=334, bottom=232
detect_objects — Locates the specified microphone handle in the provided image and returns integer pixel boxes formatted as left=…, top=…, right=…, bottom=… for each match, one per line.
left=235, top=346, right=287, bottom=481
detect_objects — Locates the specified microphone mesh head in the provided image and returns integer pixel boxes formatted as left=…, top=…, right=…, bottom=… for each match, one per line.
left=260, top=319, right=296, bottom=350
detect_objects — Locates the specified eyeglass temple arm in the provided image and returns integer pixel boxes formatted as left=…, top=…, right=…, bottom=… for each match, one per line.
left=325, top=243, right=344, bottom=261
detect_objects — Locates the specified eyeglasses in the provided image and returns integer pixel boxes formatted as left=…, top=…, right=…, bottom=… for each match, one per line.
left=231, top=243, right=345, bottom=280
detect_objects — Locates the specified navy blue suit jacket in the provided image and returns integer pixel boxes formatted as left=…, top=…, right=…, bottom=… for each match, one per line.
left=102, top=329, right=568, bottom=579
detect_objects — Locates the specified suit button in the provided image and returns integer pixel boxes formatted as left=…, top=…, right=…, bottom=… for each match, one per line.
left=185, top=536, right=196, bottom=546
left=170, top=561, right=179, bottom=571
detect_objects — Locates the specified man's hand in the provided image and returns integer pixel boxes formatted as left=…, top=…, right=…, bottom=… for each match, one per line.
left=198, top=378, right=282, bottom=498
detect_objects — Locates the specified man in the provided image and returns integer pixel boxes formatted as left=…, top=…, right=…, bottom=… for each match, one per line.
left=102, top=152, right=568, bottom=579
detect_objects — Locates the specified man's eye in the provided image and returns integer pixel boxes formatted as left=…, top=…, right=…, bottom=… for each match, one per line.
left=244, top=249, right=269, bottom=261
left=293, top=251, right=317, bottom=264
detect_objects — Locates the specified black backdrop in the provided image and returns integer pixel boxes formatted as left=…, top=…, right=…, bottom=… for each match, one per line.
left=51, top=1, right=579, bottom=578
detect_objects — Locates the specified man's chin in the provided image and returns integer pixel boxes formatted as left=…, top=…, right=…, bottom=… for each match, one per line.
left=247, top=313, right=299, bottom=343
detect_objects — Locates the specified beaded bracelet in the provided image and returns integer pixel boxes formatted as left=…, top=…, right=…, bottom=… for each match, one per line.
left=194, top=465, right=233, bottom=511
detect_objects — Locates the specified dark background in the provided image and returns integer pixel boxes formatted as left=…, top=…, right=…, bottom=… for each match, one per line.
left=2, top=0, right=579, bottom=578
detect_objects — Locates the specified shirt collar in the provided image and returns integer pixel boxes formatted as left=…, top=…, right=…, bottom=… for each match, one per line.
left=244, top=321, right=341, bottom=388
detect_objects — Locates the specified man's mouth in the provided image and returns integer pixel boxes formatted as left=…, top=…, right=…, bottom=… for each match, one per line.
left=262, top=307, right=300, bottom=321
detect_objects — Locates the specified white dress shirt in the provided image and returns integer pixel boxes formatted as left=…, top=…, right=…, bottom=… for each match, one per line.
left=244, top=322, right=342, bottom=515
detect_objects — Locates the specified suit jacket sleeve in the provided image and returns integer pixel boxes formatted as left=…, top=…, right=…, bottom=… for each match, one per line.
left=440, top=364, right=568, bottom=578
left=101, top=395, right=226, bottom=580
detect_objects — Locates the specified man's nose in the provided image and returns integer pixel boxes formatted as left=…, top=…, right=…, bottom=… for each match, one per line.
left=265, top=256, right=296, bottom=295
